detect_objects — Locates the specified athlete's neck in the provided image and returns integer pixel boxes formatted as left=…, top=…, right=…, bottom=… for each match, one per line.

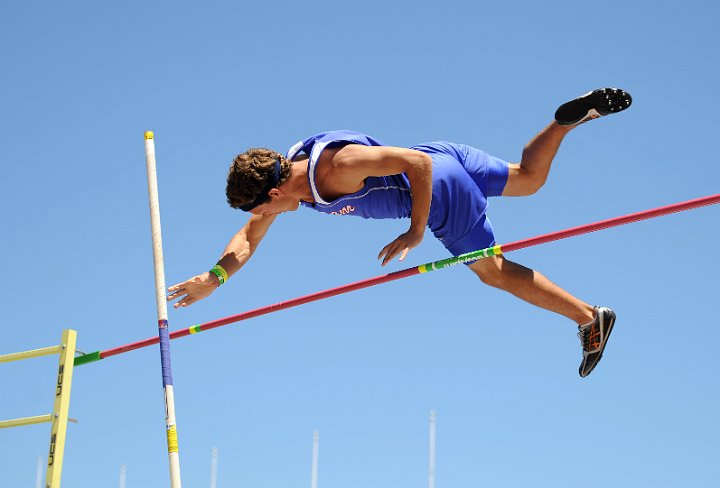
left=283, top=159, right=315, bottom=203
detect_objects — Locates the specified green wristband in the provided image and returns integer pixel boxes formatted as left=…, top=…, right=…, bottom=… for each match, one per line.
left=209, top=265, right=228, bottom=285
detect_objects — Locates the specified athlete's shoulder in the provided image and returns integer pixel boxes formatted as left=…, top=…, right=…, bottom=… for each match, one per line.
left=314, top=130, right=386, bottom=146
left=286, top=130, right=386, bottom=160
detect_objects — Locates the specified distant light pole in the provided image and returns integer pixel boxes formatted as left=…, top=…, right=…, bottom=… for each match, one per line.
left=210, top=447, right=219, bottom=488
left=35, top=456, right=43, bottom=488
left=428, top=410, right=437, bottom=488
left=119, top=463, right=126, bottom=488
left=311, top=431, right=319, bottom=488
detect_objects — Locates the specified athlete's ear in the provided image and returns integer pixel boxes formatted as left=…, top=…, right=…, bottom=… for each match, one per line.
left=269, top=188, right=282, bottom=198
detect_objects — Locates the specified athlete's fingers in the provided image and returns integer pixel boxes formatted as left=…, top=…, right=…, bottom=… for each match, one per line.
left=380, top=231, right=417, bottom=265
left=169, top=279, right=191, bottom=290
left=398, top=247, right=410, bottom=261
left=167, top=281, right=190, bottom=296
left=378, top=242, right=393, bottom=260
left=380, top=243, right=394, bottom=264
left=168, top=292, right=186, bottom=304
left=381, top=244, right=402, bottom=266
left=174, top=296, right=195, bottom=308
left=167, top=284, right=189, bottom=300
left=378, top=242, right=392, bottom=261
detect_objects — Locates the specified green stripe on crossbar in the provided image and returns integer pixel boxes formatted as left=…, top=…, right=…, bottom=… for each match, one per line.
left=73, top=351, right=101, bottom=367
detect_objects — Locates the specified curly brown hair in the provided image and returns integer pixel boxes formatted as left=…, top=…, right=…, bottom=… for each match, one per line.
left=226, top=148, right=293, bottom=209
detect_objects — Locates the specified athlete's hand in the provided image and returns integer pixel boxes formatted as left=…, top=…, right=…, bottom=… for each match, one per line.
left=378, top=229, right=424, bottom=266
left=167, top=272, right=220, bottom=308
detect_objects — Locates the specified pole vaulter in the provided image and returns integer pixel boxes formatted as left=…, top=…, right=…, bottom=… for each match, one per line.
left=75, top=192, right=719, bottom=367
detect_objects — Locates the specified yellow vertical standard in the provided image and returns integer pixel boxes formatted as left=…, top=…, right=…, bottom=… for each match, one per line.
left=46, top=329, right=77, bottom=488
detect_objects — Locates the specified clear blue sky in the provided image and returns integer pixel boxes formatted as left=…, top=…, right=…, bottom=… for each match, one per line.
left=2, top=1, right=719, bottom=487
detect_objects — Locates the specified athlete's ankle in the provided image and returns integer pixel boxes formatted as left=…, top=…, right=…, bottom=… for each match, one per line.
left=576, top=307, right=596, bottom=326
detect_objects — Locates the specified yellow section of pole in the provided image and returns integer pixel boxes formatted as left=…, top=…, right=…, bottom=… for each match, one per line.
left=0, top=345, right=62, bottom=363
left=46, top=329, right=77, bottom=488
left=0, top=414, right=53, bottom=428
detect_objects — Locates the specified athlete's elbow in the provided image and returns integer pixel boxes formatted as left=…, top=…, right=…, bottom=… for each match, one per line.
left=412, top=152, right=432, bottom=174
left=399, top=149, right=432, bottom=180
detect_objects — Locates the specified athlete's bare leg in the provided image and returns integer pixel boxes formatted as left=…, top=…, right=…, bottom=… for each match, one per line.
left=468, top=255, right=595, bottom=325
left=502, top=122, right=573, bottom=197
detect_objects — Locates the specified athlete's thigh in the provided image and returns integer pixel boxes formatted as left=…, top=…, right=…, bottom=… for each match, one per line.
left=456, top=144, right=511, bottom=197
left=434, top=212, right=498, bottom=258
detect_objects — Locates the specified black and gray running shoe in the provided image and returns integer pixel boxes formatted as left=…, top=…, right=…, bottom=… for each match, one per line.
left=555, top=88, right=632, bottom=126
left=578, top=306, right=616, bottom=377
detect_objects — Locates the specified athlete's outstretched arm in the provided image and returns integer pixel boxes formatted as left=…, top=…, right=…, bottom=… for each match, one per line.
left=167, top=213, right=277, bottom=308
left=329, top=144, right=433, bottom=265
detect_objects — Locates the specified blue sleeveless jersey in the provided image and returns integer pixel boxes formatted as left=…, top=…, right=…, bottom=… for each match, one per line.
left=285, top=130, right=509, bottom=256
left=286, top=130, right=412, bottom=218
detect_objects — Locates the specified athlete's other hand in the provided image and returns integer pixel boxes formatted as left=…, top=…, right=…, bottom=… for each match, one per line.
left=167, top=272, right=220, bottom=308
left=378, top=229, right=424, bottom=266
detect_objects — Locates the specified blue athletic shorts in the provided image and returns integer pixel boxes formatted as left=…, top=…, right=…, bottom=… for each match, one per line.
left=412, top=142, right=509, bottom=258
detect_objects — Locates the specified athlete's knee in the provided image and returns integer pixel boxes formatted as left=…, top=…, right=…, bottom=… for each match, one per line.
left=526, top=174, right=546, bottom=195
left=478, top=269, right=507, bottom=288
left=517, top=166, right=546, bottom=195
left=503, top=164, right=546, bottom=196
left=470, top=256, right=509, bottom=288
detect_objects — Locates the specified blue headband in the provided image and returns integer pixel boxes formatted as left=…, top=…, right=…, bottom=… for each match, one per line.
left=239, top=159, right=282, bottom=212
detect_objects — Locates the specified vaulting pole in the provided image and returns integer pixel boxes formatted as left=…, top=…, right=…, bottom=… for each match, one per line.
left=74, top=193, right=720, bottom=367
left=145, top=131, right=182, bottom=487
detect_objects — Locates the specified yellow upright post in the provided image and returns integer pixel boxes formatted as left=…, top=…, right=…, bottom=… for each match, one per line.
left=45, top=329, right=77, bottom=488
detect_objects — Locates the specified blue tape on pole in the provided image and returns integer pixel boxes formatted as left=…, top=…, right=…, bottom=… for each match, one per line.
left=158, top=320, right=174, bottom=387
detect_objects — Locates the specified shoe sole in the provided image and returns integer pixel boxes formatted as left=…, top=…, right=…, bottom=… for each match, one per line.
left=579, top=308, right=617, bottom=377
left=555, top=88, right=632, bottom=125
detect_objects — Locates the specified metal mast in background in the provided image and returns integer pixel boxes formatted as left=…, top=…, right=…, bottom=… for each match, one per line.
left=210, top=447, right=219, bottom=488
left=311, top=431, right=319, bottom=488
left=35, top=456, right=43, bottom=488
left=429, top=410, right=437, bottom=488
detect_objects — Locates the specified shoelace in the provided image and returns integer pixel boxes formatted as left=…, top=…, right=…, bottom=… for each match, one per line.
left=578, top=320, right=601, bottom=353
